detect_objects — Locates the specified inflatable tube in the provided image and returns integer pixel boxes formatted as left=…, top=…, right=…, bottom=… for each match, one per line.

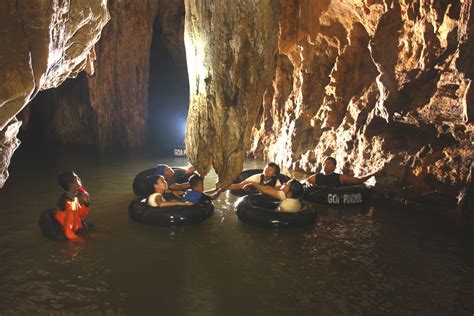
left=39, top=209, right=67, bottom=241
left=38, top=209, right=92, bottom=241
left=128, top=196, right=214, bottom=226
left=132, top=167, right=191, bottom=196
left=230, top=169, right=291, bottom=196
left=303, top=185, right=370, bottom=205
left=235, top=194, right=316, bottom=228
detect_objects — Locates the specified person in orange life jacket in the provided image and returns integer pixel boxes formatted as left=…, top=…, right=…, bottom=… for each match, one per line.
left=303, top=156, right=381, bottom=188
left=227, top=162, right=282, bottom=191
left=147, top=175, right=193, bottom=207
left=54, top=171, right=91, bottom=240
left=243, top=178, right=304, bottom=212
left=180, top=174, right=222, bottom=203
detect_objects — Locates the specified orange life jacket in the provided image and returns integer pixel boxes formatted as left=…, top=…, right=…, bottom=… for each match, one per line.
left=55, top=195, right=90, bottom=240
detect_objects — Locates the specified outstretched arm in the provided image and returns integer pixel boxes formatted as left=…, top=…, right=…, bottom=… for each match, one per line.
left=302, top=174, right=317, bottom=187
left=340, top=169, right=380, bottom=186
left=169, top=182, right=190, bottom=191
left=155, top=195, right=193, bottom=207
left=243, top=183, right=281, bottom=200
left=227, top=180, right=249, bottom=191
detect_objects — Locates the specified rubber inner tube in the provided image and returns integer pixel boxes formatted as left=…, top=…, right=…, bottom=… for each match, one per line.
left=128, top=195, right=215, bottom=226
left=132, top=167, right=190, bottom=196
left=230, top=169, right=291, bottom=196
left=38, top=209, right=92, bottom=241
left=303, top=184, right=371, bottom=205
left=235, top=194, right=316, bottom=228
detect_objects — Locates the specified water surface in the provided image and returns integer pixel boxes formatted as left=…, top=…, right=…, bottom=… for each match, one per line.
left=0, top=146, right=473, bottom=314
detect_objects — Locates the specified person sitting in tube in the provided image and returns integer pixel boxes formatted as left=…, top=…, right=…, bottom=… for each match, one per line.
left=147, top=175, right=193, bottom=207
left=227, top=162, right=283, bottom=191
left=243, top=179, right=304, bottom=212
left=303, top=156, right=381, bottom=188
left=54, top=171, right=91, bottom=240
left=155, top=164, right=195, bottom=192
left=180, top=174, right=222, bottom=204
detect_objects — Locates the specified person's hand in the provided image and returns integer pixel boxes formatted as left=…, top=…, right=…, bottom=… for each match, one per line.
left=186, top=165, right=197, bottom=174
left=78, top=187, right=90, bottom=205
left=172, top=190, right=185, bottom=198
left=242, top=183, right=254, bottom=191
left=302, top=181, right=314, bottom=188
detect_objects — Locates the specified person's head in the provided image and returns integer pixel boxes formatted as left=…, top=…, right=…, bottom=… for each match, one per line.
left=58, top=171, right=81, bottom=193
left=264, top=162, right=280, bottom=178
left=147, top=175, right=168, bottom=193
left=155, top=164, right=175, bottom=180
left=189, top=174, right=204, bottom=192
left=323, top=156, right=337, bottom=175
left=281, top=179, right=303, bottom=198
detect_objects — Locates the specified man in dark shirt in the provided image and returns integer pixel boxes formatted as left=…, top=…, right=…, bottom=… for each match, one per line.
left=303, top=156, right=380, bottom=188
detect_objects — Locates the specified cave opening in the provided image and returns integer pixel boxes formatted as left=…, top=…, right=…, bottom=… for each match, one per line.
left=148, top=5, right=188, bottom=156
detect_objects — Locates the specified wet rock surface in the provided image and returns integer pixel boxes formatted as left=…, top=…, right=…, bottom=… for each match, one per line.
left=184, top=0, right=281, bottom=187
left=247, top=0, right=473, bottom=204
left=0, top=0, right=109, bottom=187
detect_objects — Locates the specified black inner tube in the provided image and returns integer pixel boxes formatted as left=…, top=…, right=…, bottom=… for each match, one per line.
left=303, top=185, right=370, bottom=205
left=38, top=209, right=92, bottom=241
left=129, top=195, right=214, bottom=226
left=235, top=194, right=316, bottom=228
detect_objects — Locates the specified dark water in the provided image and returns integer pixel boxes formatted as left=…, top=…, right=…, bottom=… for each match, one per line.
left=0, top=146, right=473, bottom=315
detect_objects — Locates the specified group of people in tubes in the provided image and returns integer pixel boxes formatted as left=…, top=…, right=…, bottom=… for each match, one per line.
left=47, top=156, right=381, bottom=240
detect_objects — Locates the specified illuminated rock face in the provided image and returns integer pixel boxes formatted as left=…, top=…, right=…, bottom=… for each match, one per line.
left=22, top=0, right=159, bottom=150
left=184, top=0, right=280, bottom=187
left=248, top=0, right=474, bottom=200
left=0, top=0, right=109, bottom=187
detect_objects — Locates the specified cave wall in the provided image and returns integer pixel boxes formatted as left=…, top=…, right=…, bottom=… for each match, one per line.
left=247, top=0, right=474, bottom=200
left=23, top=0, right=159, bottom=150
left=87, top=0, right=159, bottom=149
left=184, top=0, right=281, bottom=187
left=0, top=0, right=109, bottom=187
left=1, top=0, right=472, bottom=204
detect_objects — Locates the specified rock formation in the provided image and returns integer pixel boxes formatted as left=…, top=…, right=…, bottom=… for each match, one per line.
left=1, top=0, right=472, bottom=209
left=87, top=0, right=159, bottom=149
left=247, top=0, right=473, bottom=202
left=184, top=0, right=281, bottom=187
left=0, top=0, right=109, bottom=187
left=157, top=0, right=186, bottom=64
left=24, top=0, right=159, bottom=150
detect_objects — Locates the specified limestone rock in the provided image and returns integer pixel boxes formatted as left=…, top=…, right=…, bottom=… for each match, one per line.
left=0, top=0, right=109, bottom=131
left=184, top=0, right=281, bottom=187
left=0, top=0, right=109, bottom=187
left=22, top=0, right=159, bottom=150
left=0, top=119, right=22, bottom=188
left=87, top=0, right=159, bottom=149
left=249, top=0, right=474, bottom=201
left=157, top=0, right=186, bottom=64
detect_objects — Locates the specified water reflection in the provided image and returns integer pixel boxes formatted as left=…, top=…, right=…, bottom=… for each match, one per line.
left=0, top=147, right=473, bottom=314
